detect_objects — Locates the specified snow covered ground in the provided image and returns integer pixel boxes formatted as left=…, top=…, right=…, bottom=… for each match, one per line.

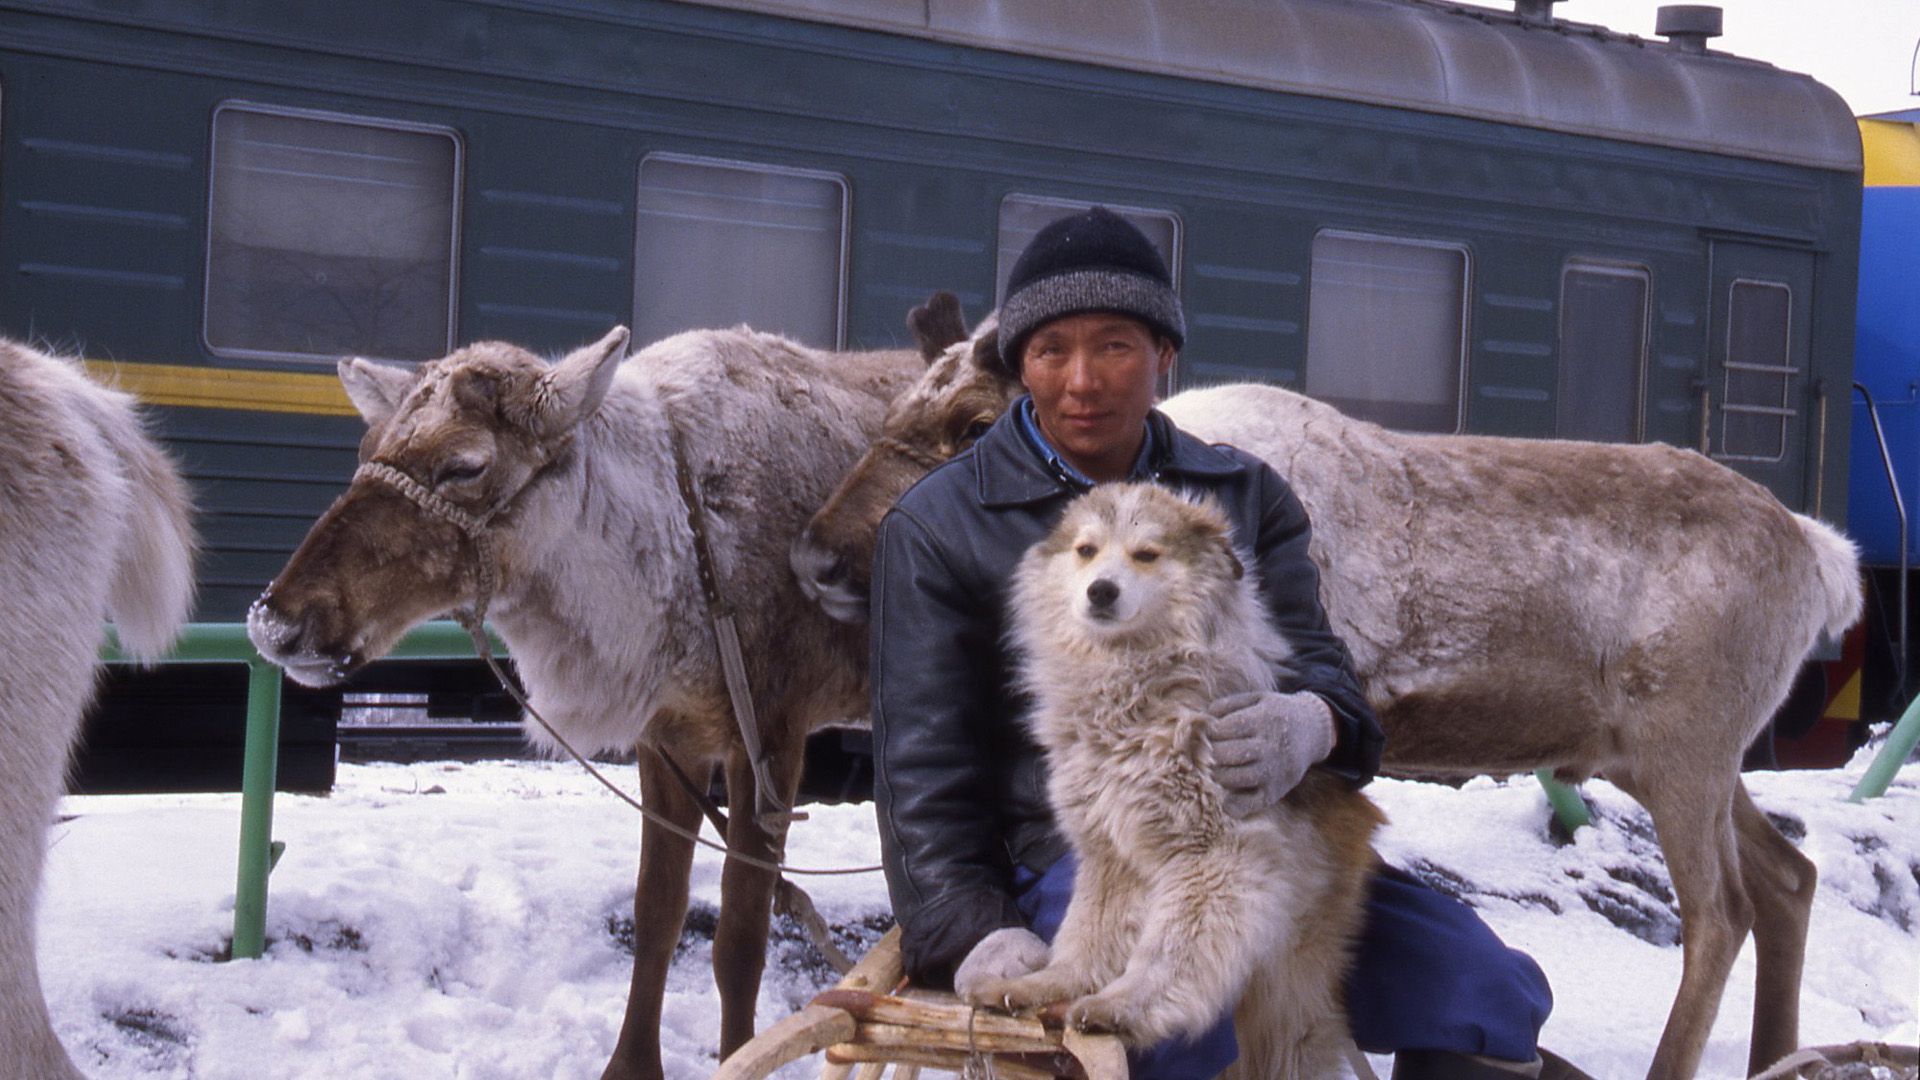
left=36, top=748, right=1920, bottom=1080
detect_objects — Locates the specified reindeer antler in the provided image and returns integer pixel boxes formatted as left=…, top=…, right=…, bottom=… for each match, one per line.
left=908, top=291, right=969, bottom=360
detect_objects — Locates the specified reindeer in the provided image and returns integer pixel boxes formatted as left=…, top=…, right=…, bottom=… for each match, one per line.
left=790, top=298, right=1861, bottom=1080
left=1, top=340, right=196, bottom=1080
left=246, top=326, right=919, bottom=1080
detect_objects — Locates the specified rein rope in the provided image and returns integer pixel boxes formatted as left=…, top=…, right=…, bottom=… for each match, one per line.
left=352, top=459, right=883, bottom=878
left=664, top=423, right=789, bottom=823
left=877, top=435, right=948, bottom=470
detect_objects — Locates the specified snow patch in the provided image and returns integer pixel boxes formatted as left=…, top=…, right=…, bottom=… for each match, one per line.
left=35, top=758, right=1920, bottom=1079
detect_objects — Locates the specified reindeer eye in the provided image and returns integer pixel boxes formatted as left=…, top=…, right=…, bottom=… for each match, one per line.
left=1131, top=549, right=1160, bottom=564
left=435, top=459, right=487, bottom=486
left=1074, top=543, right=1098, bottom=559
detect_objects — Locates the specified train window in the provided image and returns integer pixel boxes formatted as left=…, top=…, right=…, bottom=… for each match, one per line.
left=995, top=195, right=1182, bottom=304
left=205, top=104, right=460, bottom=362
left=1303, top=231, right=1467, bottom=433
left=1719, top=280, right=1795, bottom=461
left=634, top=154, right=847, bottom=349
left=1557, top=262, right=1650, bottom=442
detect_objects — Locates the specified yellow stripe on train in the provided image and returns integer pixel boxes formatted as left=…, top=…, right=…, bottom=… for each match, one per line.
left=1861, top=115, right=1920, bottom=187
left=1824, top=668, right=1862, bottom=723
left=82, top=360, right=357, bottom=417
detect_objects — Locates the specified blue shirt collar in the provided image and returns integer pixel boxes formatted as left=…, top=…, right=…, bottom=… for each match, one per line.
left=1014, top=396, right=1158, bottom=487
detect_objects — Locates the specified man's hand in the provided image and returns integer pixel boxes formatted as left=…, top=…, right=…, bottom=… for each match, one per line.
left=953, top=927, right=1050, bottom=1000
left=1208, top=690, right=1338, bottom=817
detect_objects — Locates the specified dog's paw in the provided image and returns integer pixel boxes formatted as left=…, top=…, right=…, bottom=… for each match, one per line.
left=956, top=974, right=1013, bottom=1009
left=1064, top=992, right=1146, bottom=1039
left=962, top=973, right=1072, bottom=1013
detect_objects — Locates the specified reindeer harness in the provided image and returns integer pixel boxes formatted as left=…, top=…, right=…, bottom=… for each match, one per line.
left=351, top=442, right=876, bottom=877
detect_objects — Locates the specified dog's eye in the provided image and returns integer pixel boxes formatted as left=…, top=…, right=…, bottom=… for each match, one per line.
left=1074, top=543, right=1098, bottom=559
left=961, top=418, right=992, bottom=443
left=1131, top=549, right=1160, bottom=564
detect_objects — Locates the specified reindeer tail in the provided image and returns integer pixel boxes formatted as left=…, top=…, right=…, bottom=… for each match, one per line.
left=1795, top=513, right=1863, bottom=641
left=95, top=393, right=197, bottom=663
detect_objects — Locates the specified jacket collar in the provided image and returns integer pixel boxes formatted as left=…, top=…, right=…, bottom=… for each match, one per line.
left=975, top=397, right=1245, bottom=508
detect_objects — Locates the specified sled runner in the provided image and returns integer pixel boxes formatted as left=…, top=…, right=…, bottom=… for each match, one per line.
left=713, top=927, right=1128, bottom=1080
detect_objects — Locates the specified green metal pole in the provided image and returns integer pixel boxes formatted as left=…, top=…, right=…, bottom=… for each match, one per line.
left=1537, top=768, right=1592, bottom=833
left=1850, top=691, right=1920, bottom=802
left=101, top=620, right=505, bottom=961
left=231, top=658, right=283, bottom=960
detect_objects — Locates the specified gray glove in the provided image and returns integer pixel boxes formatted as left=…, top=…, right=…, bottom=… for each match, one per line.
left=953, top=927, right=1050, bottom=1000
left=1208, top=690, right=1338, bottom=817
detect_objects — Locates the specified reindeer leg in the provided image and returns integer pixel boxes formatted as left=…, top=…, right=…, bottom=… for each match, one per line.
left=1732, top=780, right=1816, bottom=1075
left=603, top=747, right=704, bottom=1080
left=1617, top=767, right=1752, bottom=1080
left=713, top=736, right=806, bottom=1060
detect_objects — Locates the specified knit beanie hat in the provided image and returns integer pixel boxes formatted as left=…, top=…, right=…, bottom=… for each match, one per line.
left=997, top=206, right=1186, bottom=373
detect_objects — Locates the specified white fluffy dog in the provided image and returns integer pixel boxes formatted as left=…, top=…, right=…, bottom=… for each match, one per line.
left=0, top=340, right=195, bottom=1079
left=968, top=482, right=1381, bottom=1077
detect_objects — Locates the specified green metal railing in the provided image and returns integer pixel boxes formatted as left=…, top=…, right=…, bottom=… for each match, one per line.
left=1850, top=691, right=1920, bottom=802
left=1537, top=769, right=1593, bottom=832
left=100, top=621, right=1917, bottom=954
left=101, top=621, right=503, bottom=960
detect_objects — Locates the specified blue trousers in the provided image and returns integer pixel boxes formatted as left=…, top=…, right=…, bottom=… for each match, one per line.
left=1012, top=855, right=1551, bottom=1080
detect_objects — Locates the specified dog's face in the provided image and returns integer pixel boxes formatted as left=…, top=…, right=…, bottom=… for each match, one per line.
left=1024, top=482, right=1244, bottom=643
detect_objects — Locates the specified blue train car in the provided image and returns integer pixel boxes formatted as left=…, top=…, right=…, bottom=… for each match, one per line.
left=1832, top=111, right=1920, bottom=754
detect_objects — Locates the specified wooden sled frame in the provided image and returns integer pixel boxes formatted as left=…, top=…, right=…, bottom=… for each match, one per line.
left=714, top=928, right=1129, bottom=1080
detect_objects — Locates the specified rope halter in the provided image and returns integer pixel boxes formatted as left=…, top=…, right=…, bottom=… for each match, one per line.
left=353, top=461, right=500, bottom=633
left=875, top=434, right=950, bottom=470
left=344, top=458, right=880, bottom=878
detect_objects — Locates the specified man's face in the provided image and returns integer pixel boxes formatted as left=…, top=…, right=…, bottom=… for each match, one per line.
left=1020, top=313, right=1177, bottom=482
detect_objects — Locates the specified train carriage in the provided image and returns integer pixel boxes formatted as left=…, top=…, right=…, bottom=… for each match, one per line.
left=1827, top=110, right=1920, bottom=758
left=0, top=0, right=1865, bottom=786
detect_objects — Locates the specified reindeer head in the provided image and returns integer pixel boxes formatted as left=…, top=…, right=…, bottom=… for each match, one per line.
left=247, top=327, right=629, bottom=686
left=792, top=294, right=1023, bottom=623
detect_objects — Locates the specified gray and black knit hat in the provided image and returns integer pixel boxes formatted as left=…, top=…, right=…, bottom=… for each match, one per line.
left=997, top=206, right=1186, bottom=373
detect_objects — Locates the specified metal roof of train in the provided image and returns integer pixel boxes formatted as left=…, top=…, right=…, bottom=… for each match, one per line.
left=686, top=0, right=1863, bottom=172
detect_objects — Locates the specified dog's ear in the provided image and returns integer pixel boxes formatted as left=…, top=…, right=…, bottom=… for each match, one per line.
left=1183, top=494, right=1244, bottom=580
left=1222, top=541, right=1245, bottom=581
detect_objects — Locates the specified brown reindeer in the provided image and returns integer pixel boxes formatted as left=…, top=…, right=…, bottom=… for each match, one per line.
left=248, top=326, right=919, bottom=1080
left=790, top=298, right=1862, bottom=1080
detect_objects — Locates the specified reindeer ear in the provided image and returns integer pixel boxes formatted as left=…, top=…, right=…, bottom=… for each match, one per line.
left=338, top=357, right=418, bottom=428
left=908, top=291, right=969, bottom=362
left=537, top=326, right=629, bottom=435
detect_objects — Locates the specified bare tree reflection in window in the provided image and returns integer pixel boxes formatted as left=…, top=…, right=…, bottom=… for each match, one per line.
left=207, top=106, right=458, bottom=362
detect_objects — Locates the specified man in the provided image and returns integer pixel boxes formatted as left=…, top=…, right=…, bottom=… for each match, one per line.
left=870, top=207, right=1554, bottom=1080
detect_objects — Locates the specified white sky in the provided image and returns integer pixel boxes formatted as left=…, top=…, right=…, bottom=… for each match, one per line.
left=1558, top=1, right=1920, bottom=116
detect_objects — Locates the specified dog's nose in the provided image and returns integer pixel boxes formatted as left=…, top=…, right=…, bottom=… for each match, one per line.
left=1086, top=579, right=1120, bottom=610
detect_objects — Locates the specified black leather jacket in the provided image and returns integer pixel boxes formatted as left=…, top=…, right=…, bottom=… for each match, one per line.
left=869, top=404, right=1384, bottom=987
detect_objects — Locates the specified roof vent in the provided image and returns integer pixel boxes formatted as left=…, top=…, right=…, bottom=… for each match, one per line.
left=1655, top=5, right=1723, bottom=54
left=1514, top=0, right=1558, bottom=24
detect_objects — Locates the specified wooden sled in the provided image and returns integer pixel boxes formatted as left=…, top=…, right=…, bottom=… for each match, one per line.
left=713, top=927, right=1129, bottom=1080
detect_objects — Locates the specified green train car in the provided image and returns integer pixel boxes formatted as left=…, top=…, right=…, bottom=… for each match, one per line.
left=0, top=0, right=1864, bottom=786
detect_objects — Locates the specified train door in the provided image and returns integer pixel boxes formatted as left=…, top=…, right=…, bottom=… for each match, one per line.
left=1704, top=240, right=1816, bottom=510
